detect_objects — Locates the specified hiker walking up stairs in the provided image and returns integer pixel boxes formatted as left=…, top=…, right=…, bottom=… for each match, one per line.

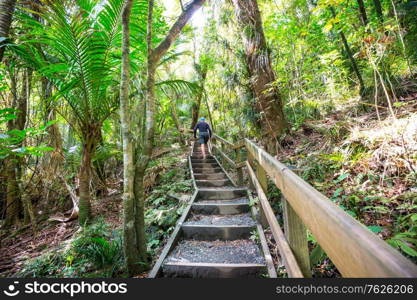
left=149, top=142, right=274, bottom=278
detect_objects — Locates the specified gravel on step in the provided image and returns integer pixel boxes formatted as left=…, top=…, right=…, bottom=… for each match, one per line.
left=196, top=197, right=249, bottom=204
left=165, top=240, right=265, bottom=264
left=185, top=213, right=255, bottom=226
left=199, top=187, right=247, bottom=191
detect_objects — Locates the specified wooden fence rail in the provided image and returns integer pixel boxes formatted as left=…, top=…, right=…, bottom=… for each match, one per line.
left=209, top=133, right=417, bottom=278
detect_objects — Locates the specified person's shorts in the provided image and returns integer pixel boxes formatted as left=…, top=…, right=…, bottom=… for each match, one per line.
left=198, top=132, right=210, bottom=144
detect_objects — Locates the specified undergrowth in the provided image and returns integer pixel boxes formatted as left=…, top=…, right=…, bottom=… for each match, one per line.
left=145, top=163, right=192, bottom=257
left=17, top=219, right=125, bottom=278
left=17, top=147, right=192, bottom=277
left=280, top=109, right=417, bottom=273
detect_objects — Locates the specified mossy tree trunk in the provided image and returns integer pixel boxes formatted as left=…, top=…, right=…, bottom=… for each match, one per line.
left=120, top=0, right=143, bottom=275
left=0, top=0, right=17, bottom=62
left=190, top=65, right=207, bottom=129
left=231, top=0, right=287, bottom=152
left=78, top=126, right=100, bottom=225
left=123, top=0, right=207, bottom=276
left=5, top=68, right=32, bottom=228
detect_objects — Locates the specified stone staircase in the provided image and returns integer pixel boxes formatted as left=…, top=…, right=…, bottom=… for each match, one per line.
left=159, top=143, right=271, bottom=278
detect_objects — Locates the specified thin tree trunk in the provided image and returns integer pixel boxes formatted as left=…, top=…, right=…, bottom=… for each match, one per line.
left=4, top=68, right=30, bottom=227
left=120, top=0, right=141, bottom=276
left=0, top=0, right=17, bottom=62
left=171, top=95, right=186, bottom=145
left=356, top=0, right=368, bottom=26
left=231, top=0, right=287, bottom=150
left=390, top=0, right=412, bottom=74
left=19, top=182, right=36, bottom=232
left=190, top=66, right=207, bottom=129
left=330, top=7, right=365, bottom=96
left=78, top=129, right=99, bottom=225
left=203, top=92, right=215, bottom=132
left=39, top=78, right=65, bottom=213
left=4, top=159, right=19, bottom=227
left=18, top=69, right=36, bottom=230
left=133, top=164, right=147, bottom=271
left=372, top=0, right=384, bottom=22
left=129, top=0, right=206, bottom=274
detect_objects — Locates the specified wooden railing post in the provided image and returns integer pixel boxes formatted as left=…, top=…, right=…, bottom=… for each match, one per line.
left=282, top=195, right=312, bottom=277
left=247, top=152, right=255, bottom=191
left=247, top=152, right=269, bottom=228
left=235, top=148, right=243, bottom=185
left=246, top=161, right=304, bottom=277
left=281, top=166, right=311, bottom=277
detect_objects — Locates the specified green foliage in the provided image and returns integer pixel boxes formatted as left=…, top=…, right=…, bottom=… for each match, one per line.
left=388, top=231, right=417, bottom=258
left=310, top=244, right=326, bottom=266
left=18, top=219, right=125, bottom=278
left=145, top=154, right=192, bottom=256
left=16, top=251, right=66, bottom=278
left=0, top=108, right=54, bottom=159
left=69, top=221, right=124, bottom=277
left=249, top=230, right=260, bottom=242
left=15, top=0, right=125, bottom=127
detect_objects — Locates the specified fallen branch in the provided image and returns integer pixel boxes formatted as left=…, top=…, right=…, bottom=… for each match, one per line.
left=48, top=176, right=79, bottom=222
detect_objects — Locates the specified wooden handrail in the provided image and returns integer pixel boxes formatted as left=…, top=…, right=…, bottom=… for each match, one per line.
left=246, top=161, right=303, bottom=278
left=207, top=132, right=417, bottom=277
left=212, top=134, right=245, bottom=150
left=212, top=145, right=236, bottom=168
left=212, top=133, right=234, bottom=147
left=244, top=138, right=417, bottom=277
left=232, top=139, right=245, bottom=150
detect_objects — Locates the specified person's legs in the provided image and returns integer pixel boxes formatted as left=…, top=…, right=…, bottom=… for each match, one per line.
left=199, top=132, right=209, bottom=159
left=200, top=143, right=206, bottom=159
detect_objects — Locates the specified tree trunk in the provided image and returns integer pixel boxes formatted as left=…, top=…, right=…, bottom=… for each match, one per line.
left=4, top=159, right=19, bottom=227
left=171, top=95, right=186, bottom=145
left=120, top=0, right=143, bottom=276
left=190, top=66, right=207, bottom=129
left=125, top=0, right=206, bottom=275
left=19, top=181, right=36, bottom=232
left=203, top=90, right=215, bottom=132
left=0, top=0, right=17, bottom=62
left=372, top=0, right=384, bottom=22
left=356, top=0, right=368, bottom=26
left=78, top=127, right=99, bottom=225
left=133, top=164, right=148, bottom=271
left=231, top=0, right=287, bottom=150
left=18, top=70, right=35, bottom=229
left=39, top=78, right=65, bottom=212
left=330, top=7, right=365, bottom=96
left=4, top=68, right=30, bottom=227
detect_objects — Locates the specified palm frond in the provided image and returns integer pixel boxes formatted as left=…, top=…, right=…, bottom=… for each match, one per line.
left=156, top=79, right=202, bottom=99
left=159, top=50, right=192, bottom=66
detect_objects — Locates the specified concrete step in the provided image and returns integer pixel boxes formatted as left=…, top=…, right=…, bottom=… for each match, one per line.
left=162, top=262, right=265, bottom=278
left=192, top=162, right=219, bottom=168
left=181, top=225, right=254, bottom=240
left=191, top=158, right=216, bottom=164
left=191, top=155, right=213, bottom=159
left=162, top=240, right=266, bottom=278
left=195, top=179, right=231, bottom=187
left=192, top=199, right=250, bottom=215
left=182, top=213, right=256, bottom=240
left=192, top=167, right=223, bottom=174
left=197, top=188, right=247, bottom=200
left=193, top=173, right=228, bottom=180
